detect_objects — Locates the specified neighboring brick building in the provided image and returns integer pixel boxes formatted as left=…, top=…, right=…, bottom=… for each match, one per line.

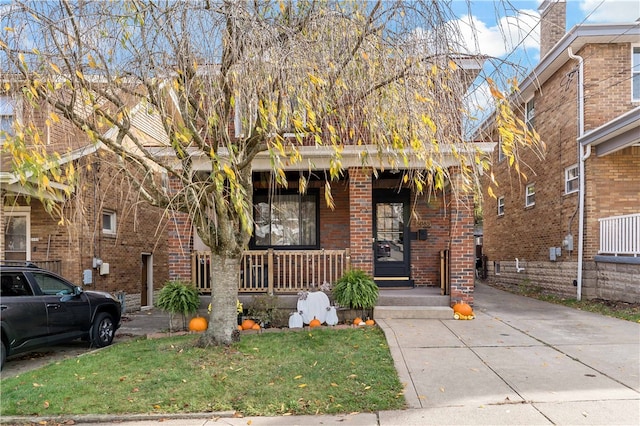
left=477, top=0, right=640, bottom=302
left=1, top=93, right=169, bottom=312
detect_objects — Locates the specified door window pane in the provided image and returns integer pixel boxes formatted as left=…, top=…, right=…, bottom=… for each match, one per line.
left=376, top=202, right=404, bottom=262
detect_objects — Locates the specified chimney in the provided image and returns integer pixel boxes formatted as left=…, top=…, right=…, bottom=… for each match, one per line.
left=539, top=0, right=566, bottom=58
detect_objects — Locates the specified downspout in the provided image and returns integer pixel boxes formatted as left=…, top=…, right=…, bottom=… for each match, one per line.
left=567, top=47, right=591, bottom=301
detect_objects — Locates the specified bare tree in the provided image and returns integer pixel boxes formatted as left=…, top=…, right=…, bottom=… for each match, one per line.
left=0, top=0, right=539, bottom=345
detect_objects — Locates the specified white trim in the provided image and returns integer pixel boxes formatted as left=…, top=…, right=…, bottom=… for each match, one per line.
left=525, top=183, right=536, bottom=207
left=632, top=44, right=640, bottom=102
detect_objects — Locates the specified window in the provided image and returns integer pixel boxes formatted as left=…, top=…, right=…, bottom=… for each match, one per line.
left=102, top=210, right=117, bottom=235
left=3, top=209, right=30, bottom=261
left=525, top=98, right=535, bottom=129
left=565, top=164, right=579, bottom=194
left=525, top=183, right=535, bottom=207
left=497, top=196, right=505, bottom=216
left=497, top=136, right=506, bottom=162
left=494, top=261, right=501, bottom=275
left=633, top=46, right=640, bottom=101
left=33, top=272, right=75, bottom=295
left=0, top=95, right=16, bottom=137
left=253, top=192, right=318, bottom=247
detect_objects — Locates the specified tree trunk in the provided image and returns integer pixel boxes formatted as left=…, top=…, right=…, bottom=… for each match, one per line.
left=198, top=253, right=240, bottom=346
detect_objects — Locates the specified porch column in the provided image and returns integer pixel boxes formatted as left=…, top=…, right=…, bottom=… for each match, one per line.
left=448, top=167, right=475, bottom=305
left=348, top=167, right=373, bottom=276
left=167, top=176, right=193, bottom=282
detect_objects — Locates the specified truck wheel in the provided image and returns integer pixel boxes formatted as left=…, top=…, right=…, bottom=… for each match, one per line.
left=91, top=313, right=115, bottom=347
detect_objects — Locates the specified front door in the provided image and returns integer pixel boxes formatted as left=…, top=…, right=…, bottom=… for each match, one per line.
left=373, top=190, right=412, bottom=287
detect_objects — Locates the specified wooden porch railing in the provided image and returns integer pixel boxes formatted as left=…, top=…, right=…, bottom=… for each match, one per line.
left=192, top=249, right=351, bottom=294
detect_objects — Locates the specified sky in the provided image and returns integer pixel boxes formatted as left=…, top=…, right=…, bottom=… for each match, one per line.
left=455, top=0, right=640, bottom=132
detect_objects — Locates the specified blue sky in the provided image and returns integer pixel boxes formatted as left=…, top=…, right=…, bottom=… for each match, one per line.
left=455, top=0, right=640, bottom=131
left=454, top=0, right=639, bottom=67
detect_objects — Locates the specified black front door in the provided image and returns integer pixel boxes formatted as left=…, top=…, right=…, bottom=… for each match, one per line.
left=373, top=190, right=412, bottom=287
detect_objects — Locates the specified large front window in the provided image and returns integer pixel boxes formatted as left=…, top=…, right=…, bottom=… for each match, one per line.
left=253, top=192, right=318, bottom=247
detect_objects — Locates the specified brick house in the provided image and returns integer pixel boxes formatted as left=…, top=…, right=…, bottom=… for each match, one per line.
left=476, top=1, right=640, bottom=302
left=164, top=71, right=490, bottom=307
left=0, top=92, right=169, bottom=312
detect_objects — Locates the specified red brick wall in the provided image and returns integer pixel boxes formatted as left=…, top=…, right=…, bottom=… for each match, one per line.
left=348, top=168, right=373, bottom=275
left=319, top=180, right=350, bottom=250
left=3, top=151, right=170, bottom=299
left=409, top=191, right=450, bottom=287
left=448, top=170, right=475, bottom=305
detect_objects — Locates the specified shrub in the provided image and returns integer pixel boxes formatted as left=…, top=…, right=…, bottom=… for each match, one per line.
left=333, top=269, right=378, bottom=311
left=156, top=280, right=200, bottom=330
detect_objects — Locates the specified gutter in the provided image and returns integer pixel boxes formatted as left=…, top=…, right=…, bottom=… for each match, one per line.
left=567, top=47, right=590, bottom=301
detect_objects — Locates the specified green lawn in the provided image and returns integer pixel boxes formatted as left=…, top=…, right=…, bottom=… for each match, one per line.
left=1, top=327, right=405, bottom=417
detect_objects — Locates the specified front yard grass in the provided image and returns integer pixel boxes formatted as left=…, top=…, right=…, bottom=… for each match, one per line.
left=1, top=327, right=405, bottom=417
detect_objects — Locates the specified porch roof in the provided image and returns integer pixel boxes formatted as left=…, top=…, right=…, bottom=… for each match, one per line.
left=148, top=143, right=496, bottom=172
left=578, top=106, right=640, bottom=157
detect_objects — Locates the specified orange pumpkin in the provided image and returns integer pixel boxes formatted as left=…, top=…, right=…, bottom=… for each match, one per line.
left=241, top=319, right=256, bottom=330
left=251, top=323, right=261, bottom=330
left=188, top=316, right=208, bottom=332
left=453, top=302, right=473, bottom=317
left=353, top=317, right=363, bottom=325
left=237, top=325, right=243, bottom=331
left=365, top=319, right=375, bottom=326
left=309, top=317, right=322, bottom=328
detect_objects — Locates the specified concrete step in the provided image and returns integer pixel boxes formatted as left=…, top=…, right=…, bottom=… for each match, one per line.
left=377, top=293, right=450, bottom=307
left=374, top=305, right=453, bottom=319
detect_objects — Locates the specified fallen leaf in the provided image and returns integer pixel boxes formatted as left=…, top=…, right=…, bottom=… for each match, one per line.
left=294, top=375, right=302, bottom=380
left=330, top=383, right=338, bottom=387
left=33, top=383, right=43, bottom=387
left=247, top=420, right=253, bottom=425
left=364, top=386, right=371, bottom=390
left=298, top=383, right=307, bottom=388
left=440, top=387, right=445, bottom=392
left=43, top=401, right=50, bottom=409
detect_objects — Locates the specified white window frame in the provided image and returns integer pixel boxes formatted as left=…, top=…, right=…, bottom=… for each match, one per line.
left=565, top=164, right=579, bottom=194
left=632, top=44, right=640, bottom=102
left=0, top=95, right=18, bottom=138
left=3, top=207, right=31, bottom=261
left=525, top=97, right=535, bottom=130
left=497, top=136, right=506, bottom=162
left=497, top=196, right=505, bottom=216
left=525, top=183, right=535, bottom=207
left=102, top=210, right=117, bottom=235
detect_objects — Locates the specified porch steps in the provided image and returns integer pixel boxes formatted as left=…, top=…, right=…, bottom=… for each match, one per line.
left=374, top=306, right=452, bottom=319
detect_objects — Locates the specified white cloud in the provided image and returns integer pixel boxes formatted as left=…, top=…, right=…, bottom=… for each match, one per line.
left=455, top=9, right=540, bottom=58
left=580, top=0, right=640, bottom=23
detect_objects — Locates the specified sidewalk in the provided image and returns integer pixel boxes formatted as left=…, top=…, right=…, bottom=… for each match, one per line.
left=10, top=282, right=640, bottom=425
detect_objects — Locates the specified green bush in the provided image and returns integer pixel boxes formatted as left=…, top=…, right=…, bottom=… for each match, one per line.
left=333, top=269, right=378, bottom=310
left=155, top=280, right=200, bottom=330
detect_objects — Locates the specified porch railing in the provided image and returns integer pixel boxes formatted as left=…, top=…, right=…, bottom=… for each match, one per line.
left=192, top=249, right=351, bottom=294
left=599, top=213, right=640, bottom=256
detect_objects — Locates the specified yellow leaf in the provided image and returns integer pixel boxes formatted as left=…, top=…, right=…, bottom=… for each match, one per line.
left=487, top=186, right=495, bottom=199
left=50, top=62, right=60, bottom=74
left=294, top=375, right=302, bottom=380
left=75, top=70, right=84, bottom=80
left=298, top=383, right=307, bottom=388
left=330, top=382, right=338, bottom=387
left=43, top=401, right=49, bottom=409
